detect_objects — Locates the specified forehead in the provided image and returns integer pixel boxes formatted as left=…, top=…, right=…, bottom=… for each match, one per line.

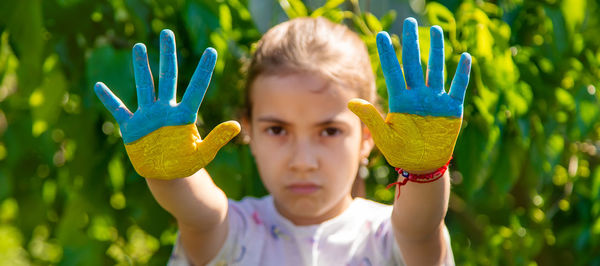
left=250, top=73, right=359, bottom=124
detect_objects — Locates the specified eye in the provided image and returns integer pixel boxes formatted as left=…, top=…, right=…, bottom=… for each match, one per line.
left=320, top=127, right=342, bottom=137
left=266, top=126, right=286, bottom=136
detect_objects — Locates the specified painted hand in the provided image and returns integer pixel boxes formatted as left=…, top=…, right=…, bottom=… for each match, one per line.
left=95, top=29, right=240, bottom=179
left=348, top=17, right=471, bottom=173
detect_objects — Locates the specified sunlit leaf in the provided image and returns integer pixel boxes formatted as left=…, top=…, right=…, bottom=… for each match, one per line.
left=219, top=4, right=232, bottom=32
left=560, top=0, right=584, bottom=37
left=108, top=155, right=125, bottom=191
left=380, top=10, right=396, bottom=30
left=311, top=0, right=345, bottom=17
left=279, top=0, right=307, bottom=18
left=475, top=24, right=494, bottom=62
left=365, top=12, right=382, bottom=33
left=425, top=2, right=455, bottom=30
left=30, top=57, right=67, bottom=135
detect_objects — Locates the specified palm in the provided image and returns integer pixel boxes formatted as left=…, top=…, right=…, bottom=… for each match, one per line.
left=119, top=101, right=197, bottom=144
left=95, top=30, right=215, bottom=144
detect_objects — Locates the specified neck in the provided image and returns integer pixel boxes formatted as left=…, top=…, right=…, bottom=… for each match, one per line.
left=275, top=194, right=353, bottom=226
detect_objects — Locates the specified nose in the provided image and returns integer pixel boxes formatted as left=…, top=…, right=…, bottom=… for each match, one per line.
left=288, top=137, right=318, bottom=172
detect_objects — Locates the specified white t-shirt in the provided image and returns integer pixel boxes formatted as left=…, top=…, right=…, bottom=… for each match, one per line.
left=168, top=195, right=454, bottom=265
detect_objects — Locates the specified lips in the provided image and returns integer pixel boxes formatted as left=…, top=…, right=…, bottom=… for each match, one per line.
left=286, top=183, right=321, bottom=194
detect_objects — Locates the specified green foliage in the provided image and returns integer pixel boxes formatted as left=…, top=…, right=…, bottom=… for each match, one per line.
left=0, top=0, right=599, bottom=264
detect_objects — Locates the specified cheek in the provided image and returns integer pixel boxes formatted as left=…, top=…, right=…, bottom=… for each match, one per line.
left=250, top=136, right=286, bottom=176
left=252, top=135, right=285, bottom=159
left=335, top=128, right=363, bottom=155
left=321, top=137, right=362, bottom=172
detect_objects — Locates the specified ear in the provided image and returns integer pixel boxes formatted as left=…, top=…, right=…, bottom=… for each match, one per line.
left=241, top=116, right=256, bottom=155
left=241, top=116, right=252, bottom=139
left=359, top=124, right=374, bottom=159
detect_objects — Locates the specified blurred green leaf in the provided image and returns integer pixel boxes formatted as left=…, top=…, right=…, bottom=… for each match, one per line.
left=108, top=155, right=125, bottom=191
left=280, top=0, right=308, bottom=18
left=30, top=57, right=67, bottom=136
left=312, top=0, right=345, bottom=17
left=380, top=10, right=396, bottom=30
left=365, top=12, right=382, bottom=33
left=219, top=4, right=232, bottom=32
left=86, top=46, right=134, bottom=108
left=184, top=1, right=219, bottom=55
left=426, top=2, right=455, bottom=31
left=561, top=0, right=585, bottom=36
left=0, top=225, right=30, bottom=265
left=9, top=0, right=44, bottom=96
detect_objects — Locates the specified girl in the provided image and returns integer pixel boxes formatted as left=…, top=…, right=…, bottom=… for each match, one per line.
left=95, top=16, right=470, bottom=266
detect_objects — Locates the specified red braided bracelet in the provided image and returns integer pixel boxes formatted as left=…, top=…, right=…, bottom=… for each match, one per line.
left=386, top=159, right=451, bottom=199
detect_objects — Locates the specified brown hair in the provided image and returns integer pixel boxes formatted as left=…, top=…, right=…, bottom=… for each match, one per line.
left=244, top=17, right=377, bottom=118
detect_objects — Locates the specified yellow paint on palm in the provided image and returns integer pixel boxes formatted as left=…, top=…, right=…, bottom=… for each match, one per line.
left=124, top=122, right=240, bottom=179
left=348, top=99, right=461, bottom=173
left=381, top=113, right=461, bottom=172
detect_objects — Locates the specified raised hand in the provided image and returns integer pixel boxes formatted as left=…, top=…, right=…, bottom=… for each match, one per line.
left=348, top=17, right=471, bottom=173
left=95, top=30, right=240, bottom=179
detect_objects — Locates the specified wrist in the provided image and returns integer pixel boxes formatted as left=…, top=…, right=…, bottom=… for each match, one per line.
left=387, top=159, right=451, bottom=199
left=408, top=168, right=440, bottom=175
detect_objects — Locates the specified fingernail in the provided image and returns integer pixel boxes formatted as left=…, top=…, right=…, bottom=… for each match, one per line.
left=376, top=32, right=391, bottom=50
left=461, top=53, right=472, bottom=74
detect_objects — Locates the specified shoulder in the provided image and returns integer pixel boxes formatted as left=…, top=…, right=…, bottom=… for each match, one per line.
left=225, top=195, right=276, bottom=235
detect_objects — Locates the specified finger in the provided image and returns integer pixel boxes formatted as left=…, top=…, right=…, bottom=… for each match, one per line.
left=449, top=53, right=472, bottom=103
left=376, top=31, right=405, bottom=103
left=426, top=26, right=445, bottom=92
left=133, top=43, right=155, bottom=108
left=158, top=29, right=177, bottom=103
left=94, top=82, right=133, bottom=123
left=401, top=17, right=425, bottom=90
left=198, top=120, right=241, bottom=162
left=181, top=47, right=217, bottom=114
left=347, top=99, right=389, bottom=137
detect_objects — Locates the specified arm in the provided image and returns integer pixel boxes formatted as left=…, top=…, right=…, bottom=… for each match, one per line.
left=392, top=171, right=450, bottom=265
left=349, top=17, right=471, bottom=265
left=94, top=30, right=240, bottom=264
left=146, top=169, right=229, bottom=265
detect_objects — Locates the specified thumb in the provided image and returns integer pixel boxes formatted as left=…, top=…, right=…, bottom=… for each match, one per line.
left=348, top=99, right=388, bottom=136
left=196, top=120, right=241, bottom=164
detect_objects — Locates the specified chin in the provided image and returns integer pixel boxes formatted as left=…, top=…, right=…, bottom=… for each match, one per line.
left=277, top=195, right=329, bottom=219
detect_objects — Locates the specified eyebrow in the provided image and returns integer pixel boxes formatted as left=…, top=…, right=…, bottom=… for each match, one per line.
left=257, top=116, right=291, bottom=126
left=256, top=116, right=347, bottom=127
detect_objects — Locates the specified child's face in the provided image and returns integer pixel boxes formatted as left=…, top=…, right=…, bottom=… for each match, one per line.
left=244, top=72, right=373, bottom=225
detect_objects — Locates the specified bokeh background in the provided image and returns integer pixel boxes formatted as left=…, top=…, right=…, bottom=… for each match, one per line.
left=0, top=0, right=599, bottom=265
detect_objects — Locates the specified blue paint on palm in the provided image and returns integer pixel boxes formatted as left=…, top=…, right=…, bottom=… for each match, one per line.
left=94, top=29, right=217, bottom=144
left=377, top=17, right=471, bottom=118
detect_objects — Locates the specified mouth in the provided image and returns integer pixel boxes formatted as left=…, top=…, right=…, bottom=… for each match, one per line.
left=286, top=183, right=321, bottom=195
